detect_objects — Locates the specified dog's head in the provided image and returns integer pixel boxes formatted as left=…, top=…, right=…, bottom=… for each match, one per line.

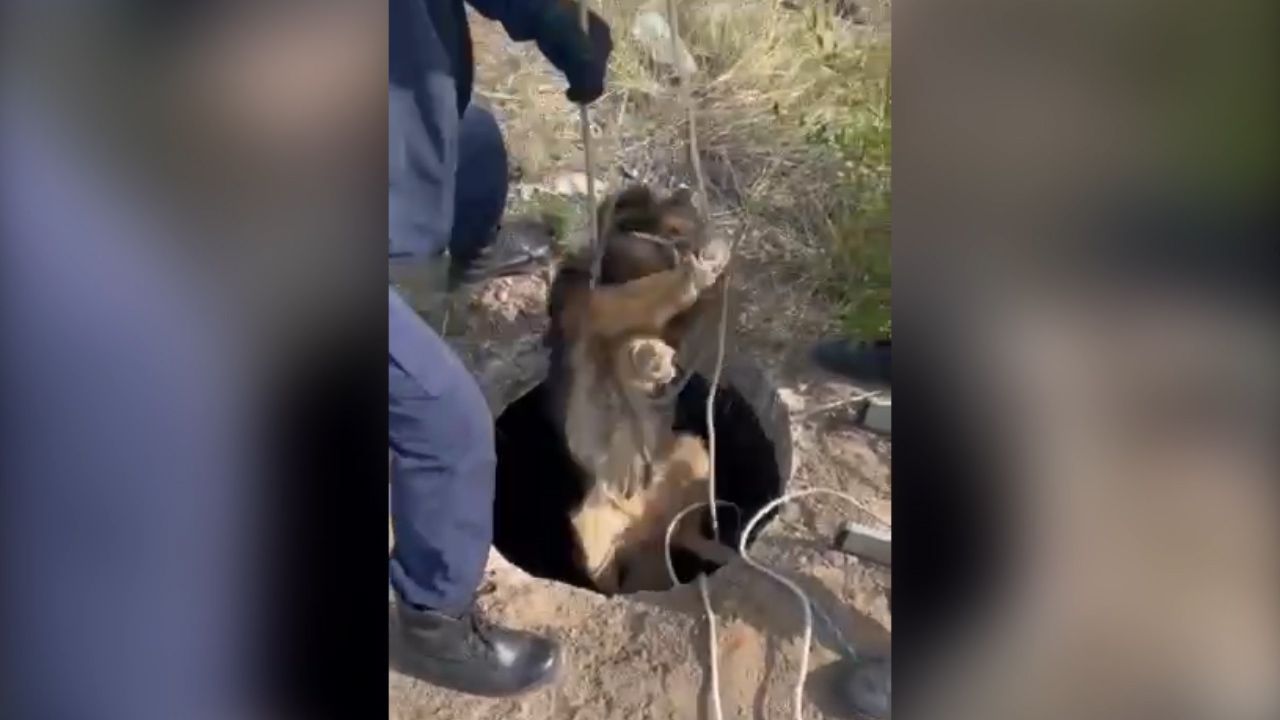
left=596, top=185, right=708, bottom=285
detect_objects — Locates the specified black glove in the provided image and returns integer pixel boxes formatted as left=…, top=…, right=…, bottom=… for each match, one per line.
left=534, top=1, right=613, bottom=105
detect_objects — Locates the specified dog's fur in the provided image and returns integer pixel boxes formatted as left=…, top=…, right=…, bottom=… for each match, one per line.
left=544, top=185, right=732, bottom=592
left=546, top=187, right=726, bottom=420
left=571, top=434, right=737, bottom=593
left=595, top=185, right=727, bottom=369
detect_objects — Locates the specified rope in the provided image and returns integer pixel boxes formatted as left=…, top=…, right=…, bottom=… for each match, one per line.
left=584, top=6, right=884, bottom=719
left=578, top=0, right=729, bottom=536
left=663, top=0, right=729, bottom=544
left=663, top=488, right=878, bottom=720
left=738, top=487, right=871, bottom=720
left=658, top=5, right=736, bottom=715
left=662, top=500, right=740, bottom=720
left=577, top=0, right=603, bottom=288
left=665, top=0, right=709, bottom=218
left=696, top=574, right=723, bottom=720
left=662, top=500, right=741, bottom=588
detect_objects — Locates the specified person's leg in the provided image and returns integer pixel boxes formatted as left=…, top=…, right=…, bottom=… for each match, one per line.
left=447, top=103, right=554, bottom=287
left=387, top=288, right=559, bottom=697
left=388, top=292, right=495, bottom=613
left=387, top=3, right=557, bottom=694
left=389, top=0, right=458, bottom=263
left=448, top=103, right=508, bottom=264
left=387, top=0, right=459, bottom=318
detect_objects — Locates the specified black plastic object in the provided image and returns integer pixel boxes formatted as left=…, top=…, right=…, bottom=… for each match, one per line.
left=812, top=338, right=892, bottom=387
left=837, top=655, right=891, bottom=718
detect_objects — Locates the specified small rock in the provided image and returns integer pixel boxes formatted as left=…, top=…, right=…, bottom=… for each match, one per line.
left=549, top=171, right=606, bottom=197
left=834, top=0, right=870, bottom=24
left=550, top=171, right=587, bottom=196
left=631, top=10, right=698, bottom=77
left=863, top=394, right=891, bottom=434
left=777, top=387, right=806, bottom=413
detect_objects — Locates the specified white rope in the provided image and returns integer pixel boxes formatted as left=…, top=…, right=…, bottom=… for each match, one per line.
left=665, top=0, right=709, bottom=218
left=737, top=487, right=869, bottom=720
left=662, top=500, right=740, bottom=588
left=696, top=574, right=723, bottom=720
left=571, top=7, right=871, bottom=716
left=574, top=0, right=729, bottom=534
left=702, top=270, right=732, bottom=539
left=664, top=0, right=728, bottom=545
left=795, top=388, right=885, bottom=420
left=663, top=500, right=739, bottom=720
left=657, top=4, right=735, bottom=718
left=663, top=488, right=875, bottom=720
left=576, top=0, right=602, bottom=286
left=611, top=6, right=882, bottom=720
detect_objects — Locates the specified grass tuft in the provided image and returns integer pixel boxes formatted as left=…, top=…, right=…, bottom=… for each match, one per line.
left=476, top=0, right=891, bottom=339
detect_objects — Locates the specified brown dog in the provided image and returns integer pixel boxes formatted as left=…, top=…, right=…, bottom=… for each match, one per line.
left=544, top=185, right=732, bottom=592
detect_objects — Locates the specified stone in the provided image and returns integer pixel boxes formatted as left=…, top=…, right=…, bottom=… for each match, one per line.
left=631, top=10, right=698, bottom=78
left=863, top=394, right=891, bottom=434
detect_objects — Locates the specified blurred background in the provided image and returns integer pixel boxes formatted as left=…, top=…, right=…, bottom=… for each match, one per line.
left=2, top=1, right=1275, bottom=719
left=894, top=0, right=1278, bottom=718
left=2, top=2, right=388, bottom=719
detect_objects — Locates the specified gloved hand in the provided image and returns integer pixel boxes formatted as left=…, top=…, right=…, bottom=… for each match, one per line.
left=534, top=1, right=613, bottom=105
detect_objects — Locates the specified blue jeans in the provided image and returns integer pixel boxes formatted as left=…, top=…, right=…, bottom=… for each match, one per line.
left=389, top=4, right=508, bottom=265
left=386, top=104, right=506, bottom=613
left=450, top=103, right=509, bottom=262
left=387, top=0, right=508, bottom=615
left=388, top=288, right=495, bottom=614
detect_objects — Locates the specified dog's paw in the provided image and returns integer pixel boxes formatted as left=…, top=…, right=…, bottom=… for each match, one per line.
left=689, top=236, right=731, bottom=290
left=627, top=337, right=678, bottom=386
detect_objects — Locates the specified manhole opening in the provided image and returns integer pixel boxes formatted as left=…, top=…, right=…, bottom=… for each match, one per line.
left=493, top=372, right=786, bottom=594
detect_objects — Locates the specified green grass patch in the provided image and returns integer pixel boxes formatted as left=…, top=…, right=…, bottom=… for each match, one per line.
left=797, top=9, right=891, bottom=341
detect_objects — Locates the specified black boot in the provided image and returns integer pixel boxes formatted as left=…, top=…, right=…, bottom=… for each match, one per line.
left=837, top=655, right=891, bottom=718
left=392, top=603, right=561, bottom=697
left=448, top=216, right=556, bottom=289
left=812, top=338, right=892, bottom=387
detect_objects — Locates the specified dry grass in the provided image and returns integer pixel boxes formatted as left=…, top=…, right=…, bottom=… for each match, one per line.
left=472, top=0, right=891, bottom=340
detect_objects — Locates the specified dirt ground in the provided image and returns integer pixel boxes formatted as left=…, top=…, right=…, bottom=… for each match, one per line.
left=390, top=5, right=891, bottom=718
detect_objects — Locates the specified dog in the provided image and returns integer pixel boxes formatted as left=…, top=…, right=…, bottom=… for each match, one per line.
left=544, top=185, right=734, bottom=593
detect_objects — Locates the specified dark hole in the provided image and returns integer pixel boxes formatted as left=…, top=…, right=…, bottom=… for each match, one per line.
left=493, top=372, right=785, bottom=594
